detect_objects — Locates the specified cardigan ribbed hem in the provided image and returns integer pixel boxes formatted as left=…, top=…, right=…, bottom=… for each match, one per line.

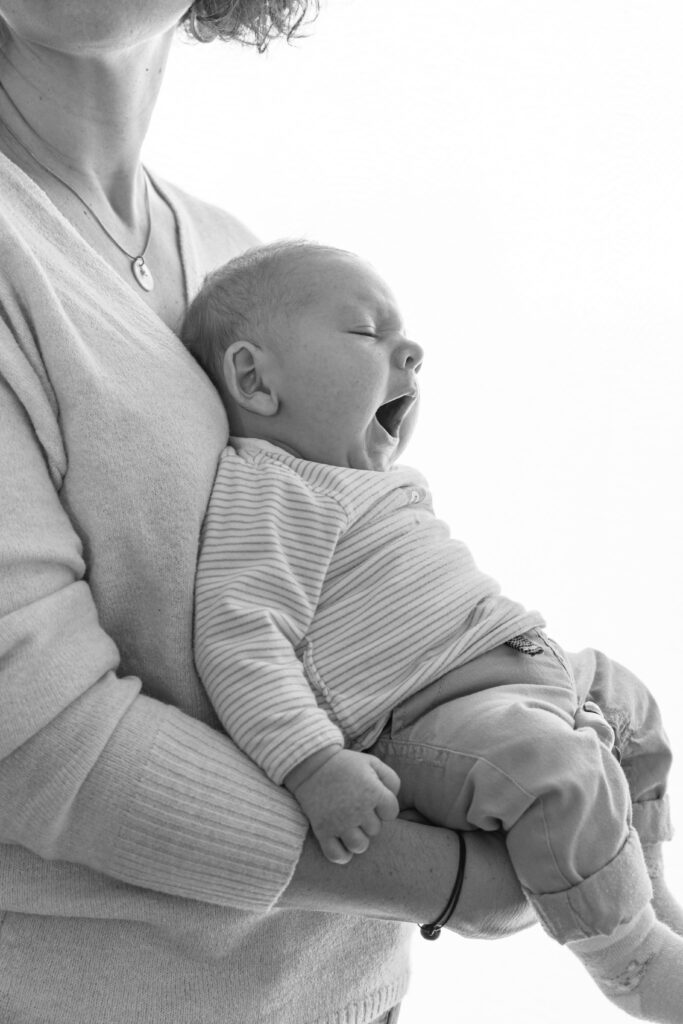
left=0, top=909, right=411, bottom=1023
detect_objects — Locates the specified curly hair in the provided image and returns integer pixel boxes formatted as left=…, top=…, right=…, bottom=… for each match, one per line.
left=180, top=0, right=319, bottom=51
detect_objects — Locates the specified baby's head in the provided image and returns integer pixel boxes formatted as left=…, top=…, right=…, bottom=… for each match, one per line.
left=182, top=240, right=423, bottom=471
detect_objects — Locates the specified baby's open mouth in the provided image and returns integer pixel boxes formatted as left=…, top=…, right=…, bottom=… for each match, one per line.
left=375, top=394, right=415, bottom=438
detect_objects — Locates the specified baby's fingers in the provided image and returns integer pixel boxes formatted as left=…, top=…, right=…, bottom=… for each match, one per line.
left=340, top=827, right=371, bottom=856
left=371, top=758, right=401, bottom=797
left=359, top=810, right=382, bottom=838
left=319, top=835, right=353, bottom=865
left=375, top=786, right=400, bottom=822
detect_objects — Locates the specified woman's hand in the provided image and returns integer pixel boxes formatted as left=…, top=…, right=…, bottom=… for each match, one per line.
left=444, top=829, right=536, bottom=939
left=279, top=815, right=536, bottom=940
left=397, top=809, right=536, bottom=938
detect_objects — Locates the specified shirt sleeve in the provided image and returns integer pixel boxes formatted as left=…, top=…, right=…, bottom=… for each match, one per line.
left=0, top=318, right=308, bottom=914
left=194, top=449, right=348, bottom=784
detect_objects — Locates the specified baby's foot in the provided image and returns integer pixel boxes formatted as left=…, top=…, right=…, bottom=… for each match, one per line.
left=569, top=904, right=683, bottom=1022
left=644, top=843, right=683, bottom=937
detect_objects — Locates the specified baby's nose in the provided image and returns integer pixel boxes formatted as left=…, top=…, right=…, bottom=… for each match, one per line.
left=397, top=339, right=424, bottom=371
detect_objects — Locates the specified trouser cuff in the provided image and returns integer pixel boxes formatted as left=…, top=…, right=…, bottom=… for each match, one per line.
left=527, top=828, right=652, bottom=943
left=632, top=794, right=674, bottom=844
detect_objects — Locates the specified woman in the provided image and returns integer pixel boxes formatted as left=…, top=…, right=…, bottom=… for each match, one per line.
left=0, top=4, right=670, bottom=1022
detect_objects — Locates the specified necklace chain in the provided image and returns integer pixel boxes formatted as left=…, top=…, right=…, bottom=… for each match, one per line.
left=0, top=80, right=155, bottom=292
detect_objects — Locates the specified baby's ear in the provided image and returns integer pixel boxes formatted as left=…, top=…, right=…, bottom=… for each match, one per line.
left=222, top=341, right=278, bottom=416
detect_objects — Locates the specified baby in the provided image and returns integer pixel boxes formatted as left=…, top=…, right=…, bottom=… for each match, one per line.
left=183, top=239, right=683, bottom=1022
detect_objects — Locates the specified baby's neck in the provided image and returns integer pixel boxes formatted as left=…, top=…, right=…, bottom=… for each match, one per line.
left=230, top=430, right=310, bottom=462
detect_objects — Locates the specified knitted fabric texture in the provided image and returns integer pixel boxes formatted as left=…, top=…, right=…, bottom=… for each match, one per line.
left=0, top=151, right=410, bottom=1024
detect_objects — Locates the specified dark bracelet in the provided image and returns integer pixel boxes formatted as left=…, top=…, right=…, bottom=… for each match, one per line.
left=419, top=830, right=467, bottom=940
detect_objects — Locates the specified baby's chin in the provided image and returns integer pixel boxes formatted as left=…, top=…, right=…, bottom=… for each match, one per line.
left=348, top=424, right=401, bottom=472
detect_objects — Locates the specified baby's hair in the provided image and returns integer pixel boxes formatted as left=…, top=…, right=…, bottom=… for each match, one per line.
left=182, top=239, right=352, bottom=404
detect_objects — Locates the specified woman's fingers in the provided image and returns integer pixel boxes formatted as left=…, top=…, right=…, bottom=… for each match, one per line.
left=574, top=700, right=616, bottom=749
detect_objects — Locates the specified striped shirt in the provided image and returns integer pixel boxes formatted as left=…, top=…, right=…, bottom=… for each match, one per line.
left=195, top=438, right=543, bottom=785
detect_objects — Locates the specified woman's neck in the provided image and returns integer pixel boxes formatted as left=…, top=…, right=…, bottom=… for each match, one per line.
left=0, top=30, right=174, bottom=222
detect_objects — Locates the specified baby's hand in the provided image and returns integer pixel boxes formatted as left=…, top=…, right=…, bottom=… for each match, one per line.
left=285, top=748, right=401, bottom=864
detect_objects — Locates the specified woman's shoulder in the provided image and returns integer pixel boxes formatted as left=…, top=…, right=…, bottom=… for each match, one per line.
left=0, top=151, right=49, bottom=254
left=150, top=173, right=260, bottom=271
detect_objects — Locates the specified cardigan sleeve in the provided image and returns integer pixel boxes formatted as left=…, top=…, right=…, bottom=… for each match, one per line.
left=0, top=297, right=309, bottom=913
left=194, top=449, right=347, bottom=784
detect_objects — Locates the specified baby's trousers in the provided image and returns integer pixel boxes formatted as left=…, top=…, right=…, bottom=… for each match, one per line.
left=370, top=632, right=672, bottom=943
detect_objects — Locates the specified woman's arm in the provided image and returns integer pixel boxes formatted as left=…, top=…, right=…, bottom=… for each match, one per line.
left=0, top=217, right=536, bottom=931
left=0, top=321, right=307, bottom=914
left=0, top=355, right=534, bottom=932
left=280, top=817, right=537, bottom=940
left=0, top=329, right=535, bottom=932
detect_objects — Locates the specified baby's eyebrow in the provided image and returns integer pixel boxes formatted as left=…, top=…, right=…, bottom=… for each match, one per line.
left=373, top=310, right=406, bottom=334
left=337, top=297, right=402, bottom=328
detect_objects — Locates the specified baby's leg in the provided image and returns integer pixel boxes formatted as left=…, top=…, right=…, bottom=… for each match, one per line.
left=570, top=647, right=683, bottom=934
left=371, top=638, right=683, bottom=1022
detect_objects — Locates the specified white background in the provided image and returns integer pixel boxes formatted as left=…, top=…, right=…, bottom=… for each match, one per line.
left=145, top=3, right=683, bottom=1021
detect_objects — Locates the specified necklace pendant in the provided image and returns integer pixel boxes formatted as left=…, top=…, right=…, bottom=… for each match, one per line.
left=132, top=256, right=154, bottom=292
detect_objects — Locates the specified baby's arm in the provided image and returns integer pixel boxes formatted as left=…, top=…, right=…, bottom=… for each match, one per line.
left=284, top=746, right=400, bottom=864
left=196, top=449, right=401, bottom=863
left=195, top=450, right=350, bottom=783
left=196, top=452, right=400, bottom=860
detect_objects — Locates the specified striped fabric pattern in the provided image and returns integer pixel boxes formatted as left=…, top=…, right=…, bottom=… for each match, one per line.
left=195, top=438, right=543, bottom=784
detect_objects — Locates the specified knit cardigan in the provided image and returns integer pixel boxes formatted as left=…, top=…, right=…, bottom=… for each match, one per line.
left=0, top=151, right=410, bottom=1024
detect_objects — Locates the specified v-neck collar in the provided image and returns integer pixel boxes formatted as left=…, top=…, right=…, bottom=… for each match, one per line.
left=0, top=149, right=195, bottom=345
